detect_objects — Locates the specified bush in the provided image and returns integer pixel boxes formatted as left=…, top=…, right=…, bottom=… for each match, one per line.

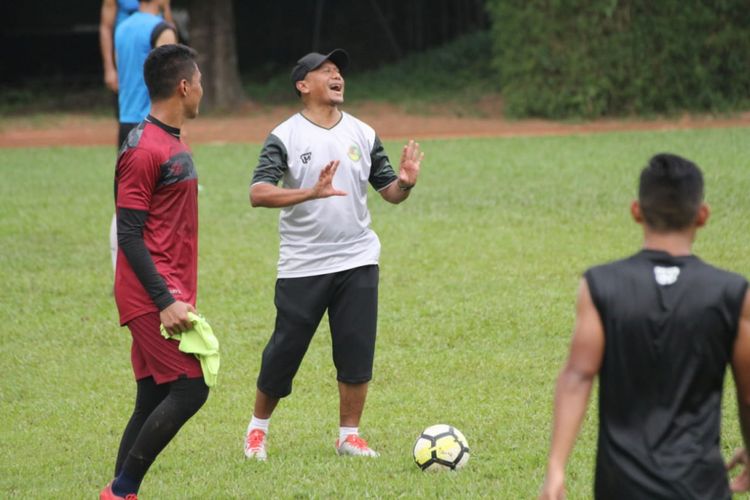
left=345, top=30, right=497, bottom=102
left=244, top=31, right=498, bottom=112
left=487, top=0, right=750, bottom=118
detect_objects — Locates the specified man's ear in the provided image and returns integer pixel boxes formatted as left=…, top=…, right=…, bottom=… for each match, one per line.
left=295, top=80, right=309, bottom=96
left=695, top=202, right=710, bottom=228
left=177, top=78, right=189, bottom=97
left=630, top=200, right=643, bottom=224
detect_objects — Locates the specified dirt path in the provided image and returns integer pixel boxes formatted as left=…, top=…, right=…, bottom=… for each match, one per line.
left=1, top=105, right=748, bottom=148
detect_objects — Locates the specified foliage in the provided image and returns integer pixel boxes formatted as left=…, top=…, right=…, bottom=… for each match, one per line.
left=244, top=31, right=499, bottom=115
left=487, top=0, right=750, bottom=118
left=1, top=128, right=750, bottom=497
left=232, top=0, right=488, bottom=74
left=0, top=82, right=114, bottom=116
left=1, top=31, right=497, bottom=117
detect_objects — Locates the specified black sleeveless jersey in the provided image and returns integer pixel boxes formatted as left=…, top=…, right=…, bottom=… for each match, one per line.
left=585, top=249, right=747, bottom=500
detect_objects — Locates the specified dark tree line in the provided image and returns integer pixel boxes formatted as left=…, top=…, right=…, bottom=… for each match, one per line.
left=186, top=0, right=243, bottom=110
left=182, top=0, right=488, bottom=110
left=1, top=0, right=488, bottom=110
left=231, top=0, right=489, bottom=72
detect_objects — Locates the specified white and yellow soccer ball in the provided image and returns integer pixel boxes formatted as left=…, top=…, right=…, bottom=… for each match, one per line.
left=413, top=424, right=470, bottom=471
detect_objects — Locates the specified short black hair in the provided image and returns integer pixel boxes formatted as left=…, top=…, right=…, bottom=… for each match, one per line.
left=638, top=153, right=704, bottom=231
left=144, top=44, right=198, bottom=102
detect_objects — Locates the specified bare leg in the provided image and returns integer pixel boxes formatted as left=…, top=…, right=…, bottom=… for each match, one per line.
left=253, top=388, right=280, bottom=419
left=338, top=381, right=368, bottom=427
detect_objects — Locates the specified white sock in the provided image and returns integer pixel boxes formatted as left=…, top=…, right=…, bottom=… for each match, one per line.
left=248, top=415, right=270, bottom=434
left=339, top=426, right=358, bottom=442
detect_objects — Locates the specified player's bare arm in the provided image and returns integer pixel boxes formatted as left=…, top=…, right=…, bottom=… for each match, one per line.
left=250, top=160, right=347, bottom=208
left=161, top=0, right=173, bottom=23
left=539, top=278, right=605, bottom=500
left=728, top=290, right=750, bottom=492
left=380, top=140, right=423, bottom=204
left=99, top=0, right=118, bottom=92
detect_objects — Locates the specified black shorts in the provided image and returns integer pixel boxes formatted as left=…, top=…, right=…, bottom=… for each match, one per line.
left=256, top=265, right=379, bottom=398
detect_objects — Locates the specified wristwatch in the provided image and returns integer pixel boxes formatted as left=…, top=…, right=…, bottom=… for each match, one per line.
left=398, top=181, right=414, bottom=192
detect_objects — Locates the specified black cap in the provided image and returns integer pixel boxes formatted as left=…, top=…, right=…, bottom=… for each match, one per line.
left=291, top=49, right=349, bottom=95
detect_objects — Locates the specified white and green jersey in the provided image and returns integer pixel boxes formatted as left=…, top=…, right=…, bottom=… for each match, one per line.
left=251, top=111, right=398, bottom=278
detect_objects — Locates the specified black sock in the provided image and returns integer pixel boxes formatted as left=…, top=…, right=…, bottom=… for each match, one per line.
left=112, top=470, right=145, bottom=497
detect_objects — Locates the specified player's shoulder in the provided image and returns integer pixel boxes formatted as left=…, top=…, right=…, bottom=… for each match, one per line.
left=586, top=251, right=748, bottom=290
left=118, top=10, right=160, bottom=32
left=268, top=113, right=304, bottom=145
left=118, top=143, right=158, bottom=166
left=692, top=257, right=748, bottom=288
left=583, top=253, right=649, bottom=298
left=116, top=9, right=143, bottom=29
left=585, top=254, right=636, bottom=276
left=341, top=111, right=376, bottom=138
left=119, top=123, right=169, bottom=163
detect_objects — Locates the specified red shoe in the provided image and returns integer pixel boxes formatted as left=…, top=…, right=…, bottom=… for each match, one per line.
left=100, top=481, right=138, bottom=500
left=244, top=428, right=268, bottom=460
left=335, top=434, right=379, bottom=457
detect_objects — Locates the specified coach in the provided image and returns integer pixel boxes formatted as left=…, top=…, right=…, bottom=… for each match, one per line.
left=244, top=49, right=423, bottom=460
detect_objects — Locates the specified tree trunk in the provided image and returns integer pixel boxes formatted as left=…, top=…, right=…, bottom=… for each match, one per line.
left=312, top=0, right=326, bottom=52
left=187, top=0, right=244, bottom=111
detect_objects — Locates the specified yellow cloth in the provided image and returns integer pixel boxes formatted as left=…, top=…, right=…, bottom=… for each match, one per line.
left=160, top=312, right=220, bottom=387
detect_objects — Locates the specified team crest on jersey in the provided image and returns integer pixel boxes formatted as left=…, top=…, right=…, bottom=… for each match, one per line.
left=654, top=266, right=680, bottom=286
left=347, top=144, right=362, bottom=161
left=300, top=152, right=312, bottom=164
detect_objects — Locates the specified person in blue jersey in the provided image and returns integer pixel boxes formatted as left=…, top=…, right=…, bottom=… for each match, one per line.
left=104, top=0, right=175, bottom=274
left=115, top=0, right=177, bottom=147
left=539, top=154, right=750, bottom=499
left=99, top=0, right=172, bottom=96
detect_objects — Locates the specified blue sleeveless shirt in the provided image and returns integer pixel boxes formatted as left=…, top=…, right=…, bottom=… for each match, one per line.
left=114, top=12, right=166, bottom=123
left=115, top=0, right=139, bottom=27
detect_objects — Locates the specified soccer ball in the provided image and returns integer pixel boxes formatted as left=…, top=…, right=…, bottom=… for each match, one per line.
left=413, top=424, right=470, bottom=471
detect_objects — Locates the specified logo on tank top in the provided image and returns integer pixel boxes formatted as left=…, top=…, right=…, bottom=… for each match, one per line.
left=300, top=152, right=312, bottom=164
left=347, top=144, right=362, bottom=161
left=654, top=266, right=680, bottom=286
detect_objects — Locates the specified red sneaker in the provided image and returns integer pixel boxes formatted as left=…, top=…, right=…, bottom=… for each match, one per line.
left=100, top=481, right=138, bottom=500
left=244, top=428, right=268, bottom=460
left=335, top=434, right=379, bottom=457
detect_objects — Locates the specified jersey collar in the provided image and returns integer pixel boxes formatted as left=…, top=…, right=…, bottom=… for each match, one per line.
left=145, top=114, right=181, bottom=138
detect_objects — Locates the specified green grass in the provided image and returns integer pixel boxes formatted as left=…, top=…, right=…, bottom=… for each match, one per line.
left=1, top=127, right=749, bottom=498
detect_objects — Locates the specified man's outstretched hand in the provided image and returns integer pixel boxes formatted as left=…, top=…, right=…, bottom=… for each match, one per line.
left=397, top=140, right=423, bottom=189
left=312, top=160, right=347, bottom=199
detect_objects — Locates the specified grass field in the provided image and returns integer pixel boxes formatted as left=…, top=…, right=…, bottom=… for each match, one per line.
left=1, top=127, right=749, bottom=498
